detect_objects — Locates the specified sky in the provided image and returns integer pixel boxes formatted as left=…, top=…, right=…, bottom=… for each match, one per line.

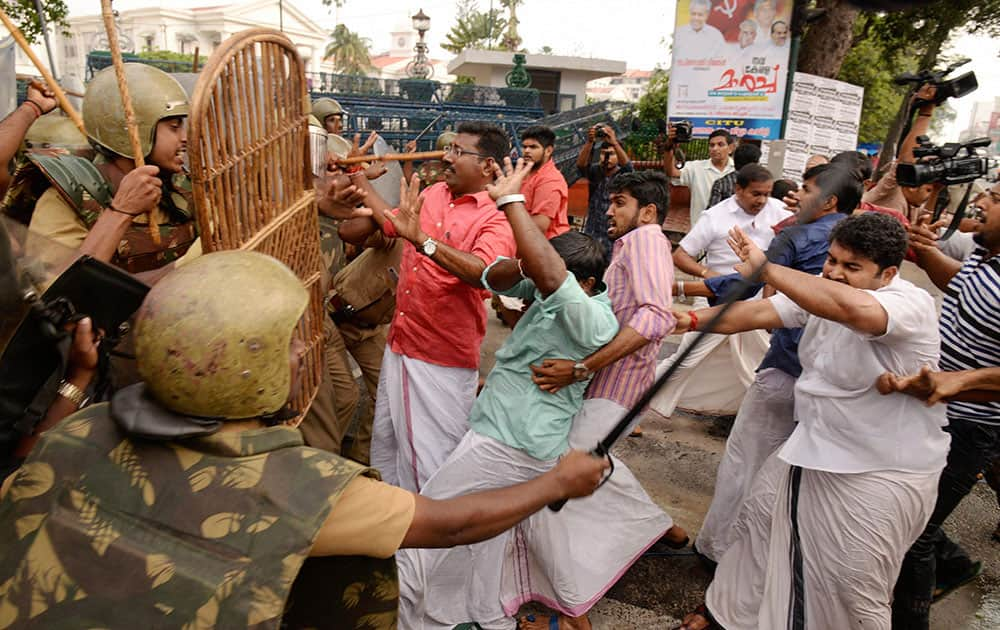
left=63, top=0, right=999, bottom=140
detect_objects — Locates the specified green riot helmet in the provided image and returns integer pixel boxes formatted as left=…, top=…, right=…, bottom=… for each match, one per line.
left=312, top=97, right=348, bottom=124
left=134, top=251, right=308, bottom=420
left=23, top=113, right=91, bottom=155
left=82, top=63, right=189, bottom=159
left=435, top=131, right=457, bottom=152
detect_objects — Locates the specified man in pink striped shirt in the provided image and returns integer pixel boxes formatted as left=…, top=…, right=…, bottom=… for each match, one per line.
left=516, top=171, right=683, bottom=630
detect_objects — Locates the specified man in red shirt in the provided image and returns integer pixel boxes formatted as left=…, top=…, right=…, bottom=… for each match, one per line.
left=341, top=122, right=517, bottom=492
left=519, top=125, right=570, bottom=240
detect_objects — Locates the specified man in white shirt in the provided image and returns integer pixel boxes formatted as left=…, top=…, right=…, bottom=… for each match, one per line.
left=673, top=0, right=726, bottom=60
left=651, top=164, right=792, bottom=420
left=728, top=19, right=761, bottom=65
left=676, top=212, right=949, bottom=630
left=754, top=0, right=778, bottom=43
left=664, top=129, right=736, bottom=226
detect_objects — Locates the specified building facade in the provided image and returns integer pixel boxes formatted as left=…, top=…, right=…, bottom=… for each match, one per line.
left=4, top=0, right=331, bottom=89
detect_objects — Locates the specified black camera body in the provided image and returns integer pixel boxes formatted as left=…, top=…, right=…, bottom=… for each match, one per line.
left=594, top=124, right=607, bottom=139
left=672, top=120, right=693, bottom=144
left=897, top=136, right=993, bottom=187
left=893, top=60, right=978, bottom=105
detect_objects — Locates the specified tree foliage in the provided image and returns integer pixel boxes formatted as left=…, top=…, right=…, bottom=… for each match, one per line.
left=1, top=0, right=70, bottom=45
left=442, top=0, right=507, bottom=54
left=498, top=0, right=523, bottom=52
left=324, top=24, right=373, bottom=76
left=135, top=49, right=205, bottom=64
left=635, top=68, right=669, bottom=124
left=800, top=0, right=1000, bottom=154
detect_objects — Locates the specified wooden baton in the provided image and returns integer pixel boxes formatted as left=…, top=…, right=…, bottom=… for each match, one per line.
left=0, top=8, right=87, bottom=136
left=100, top=0, right=160, bottom=245
left=335, top=150, right=446, bottom=166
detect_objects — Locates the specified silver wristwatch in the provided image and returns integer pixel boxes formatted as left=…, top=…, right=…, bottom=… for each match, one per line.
left=57, top=380, right=89, bottom=409
left=420, top=237, right=438, bottom=257
left=572, top=362, right=590, bottom=382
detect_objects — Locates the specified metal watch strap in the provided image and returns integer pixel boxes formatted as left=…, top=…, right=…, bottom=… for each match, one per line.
left=495, top=193, right=526, bottom=209
left=57, top=380, right=89, bottom=408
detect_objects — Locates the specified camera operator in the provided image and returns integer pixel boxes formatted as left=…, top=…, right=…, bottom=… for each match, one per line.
left=889, top=178, right=1000, bottom=629
left=577, top=123, right=632, bottom=254
left=663, top=128, right=735, bottom=226
left=862, top=84, right=939, bottom=223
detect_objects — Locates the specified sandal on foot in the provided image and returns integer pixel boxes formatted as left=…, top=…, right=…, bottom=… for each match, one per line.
left=518, top=614, right=559, bottom=630
left=933, top=560, right=983, bottom=602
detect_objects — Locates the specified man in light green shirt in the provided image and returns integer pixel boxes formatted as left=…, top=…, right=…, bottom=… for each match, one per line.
left=471, top=262, right=618, bottom=459
left=396, top=158, right=618, bottom=629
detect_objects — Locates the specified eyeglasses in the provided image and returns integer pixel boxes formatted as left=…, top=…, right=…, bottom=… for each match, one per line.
left=446, top=145, right=490, bottom=160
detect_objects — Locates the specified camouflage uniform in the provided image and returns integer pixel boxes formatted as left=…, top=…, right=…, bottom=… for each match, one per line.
left=0, top=404, right=398, bottom=629
left=0, top=251, right=405, bottom=628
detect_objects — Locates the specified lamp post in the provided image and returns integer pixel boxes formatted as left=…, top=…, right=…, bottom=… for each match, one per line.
left=405, top=8, right=433, bottom=80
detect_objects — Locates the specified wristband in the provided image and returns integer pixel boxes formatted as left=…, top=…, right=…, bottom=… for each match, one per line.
left=688, top=310, right=699, bottom=332
left=676, top=281, right=685, bottom=300
left=517, top=258, right=527, bottom=279
left=23, top=100, right=43, bottom=119
left=108, top=203, right=144, bottom=217
left=496, top=193, right=526, bottom=209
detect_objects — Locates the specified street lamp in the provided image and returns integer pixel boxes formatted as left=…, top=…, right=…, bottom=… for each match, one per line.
left=406, top=8, right=433, bottom=80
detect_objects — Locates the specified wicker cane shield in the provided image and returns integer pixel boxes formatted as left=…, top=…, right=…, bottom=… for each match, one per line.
left=187, top=29, right=323, bottom=423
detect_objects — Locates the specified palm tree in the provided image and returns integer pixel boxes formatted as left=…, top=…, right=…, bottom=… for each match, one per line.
left=442, top=7, right=507, bottom=54
left=324, top=24, right=374, bottom=75
left=499, top=0, right=523, bottom=51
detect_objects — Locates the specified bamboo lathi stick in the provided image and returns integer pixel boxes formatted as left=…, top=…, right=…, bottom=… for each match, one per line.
left=0, top=8, right=87, bottom=135
left=99, top=0, right=160, bottom=245
left=335, top=150, right=446, bottom=166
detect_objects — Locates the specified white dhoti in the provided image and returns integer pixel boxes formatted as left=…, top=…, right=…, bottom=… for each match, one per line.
left=706, top=453, right=940, bottom=630
left=650, top=299, right=770, bottom=418
left=499, top=398, right=672, bottom=618
left=398, top=430, right=555, bottom=630
left=370, top=347, right=477, bottom=492
left=696, top=367, right=797, bottom=562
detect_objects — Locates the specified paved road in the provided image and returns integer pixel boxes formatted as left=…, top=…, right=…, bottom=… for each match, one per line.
left=480, top=261, right=1000, bottom=629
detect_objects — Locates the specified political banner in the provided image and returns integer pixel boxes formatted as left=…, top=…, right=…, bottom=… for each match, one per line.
left=667, top=0, right=793, bottom=140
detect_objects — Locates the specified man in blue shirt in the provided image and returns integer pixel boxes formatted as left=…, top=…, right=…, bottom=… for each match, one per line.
left=673, top=163, right=860, bottom=563
left=396, top=158, right=621, bottom=629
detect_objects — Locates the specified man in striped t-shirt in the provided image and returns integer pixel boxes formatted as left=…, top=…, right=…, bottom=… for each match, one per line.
left=890, top=181, right=1000, bottom=629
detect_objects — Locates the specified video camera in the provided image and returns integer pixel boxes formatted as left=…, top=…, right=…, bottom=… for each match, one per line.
left=893, top=59, right=978, bottom=105
left=897, top=136, right=994, bottom=187
left=671, top=120, right=693, bottom=144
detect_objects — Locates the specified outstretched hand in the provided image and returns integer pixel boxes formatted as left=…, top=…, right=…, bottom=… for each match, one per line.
left=349, top=132, right=379, bottom=158
left=907, top=213, right=946, bottom=256
left=388, top=173, right=428, bottom=245
left=727, top=225, right=767, bottom=278
left=877, top=365, right=966, bottom=406
left=486, top=157, right=533, bottom=202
